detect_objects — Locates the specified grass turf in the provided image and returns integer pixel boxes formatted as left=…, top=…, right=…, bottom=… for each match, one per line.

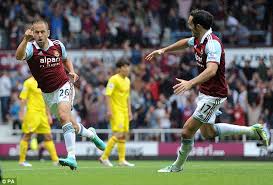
left=1, top=160, right=273, bottom=185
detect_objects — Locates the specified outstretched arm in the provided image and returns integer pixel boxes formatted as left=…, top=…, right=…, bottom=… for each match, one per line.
left=145, top=38, right=191, bottom=61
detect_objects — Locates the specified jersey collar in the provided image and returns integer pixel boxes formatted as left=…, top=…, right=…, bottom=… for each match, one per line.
left=33, top=39, right=54, bottom=51
left=200, top=28, right=212, bottom=44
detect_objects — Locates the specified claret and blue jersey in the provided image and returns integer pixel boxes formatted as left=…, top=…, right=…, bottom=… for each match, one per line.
left=24, top=39, right=69, bottom=93
left=187, top=28, right=228, bottom=98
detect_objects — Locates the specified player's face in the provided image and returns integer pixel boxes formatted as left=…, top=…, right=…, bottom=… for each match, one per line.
left=120, top=65, right=130, bottom=77
left=32, top=23, right=49, bottom=48
left=188, top=16, right=199, bottom=37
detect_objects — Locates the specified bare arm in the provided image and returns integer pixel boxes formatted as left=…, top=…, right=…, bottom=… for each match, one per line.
left=145, top=38, right=190, bottom=61
left=15, top=29, right=33, bottom=60
left=162, top=38, right=190, bottom=53
left=15, top=38, right=28, bottom=60
left=63, top=59, right=79, bottom=82
left=127, top=96, right=132, bottom=121
left=189, top=63, right=218, bottom=86
left=173, top=63, right=219, bottom=95
left=46, top=106, right=53, bottom=125
left=63, top=59, right=75, bottom=73
left=19, top=99, right=27, bottom=121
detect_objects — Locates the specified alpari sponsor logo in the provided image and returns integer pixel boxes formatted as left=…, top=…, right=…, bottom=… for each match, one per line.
left=39, top=56, right=60, bottom=68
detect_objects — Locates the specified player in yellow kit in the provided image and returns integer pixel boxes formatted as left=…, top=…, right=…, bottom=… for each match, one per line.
left=99, top=60, right=135, bottom=167
left=18, top=76, right=58, bottom=166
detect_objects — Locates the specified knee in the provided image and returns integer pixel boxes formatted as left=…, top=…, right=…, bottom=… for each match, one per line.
left=23, top=133, right=32, bottom=141
left=201, top=131, right=216, bottom=139
left=58, top=109, right=70, bottom=123
left=113, top=132, right=125, bottom=140
left=118, top=135, right=126, bottom=140
left=181, top=129, right=193, bottom=139
left=44, top=134, right=53, bottom=141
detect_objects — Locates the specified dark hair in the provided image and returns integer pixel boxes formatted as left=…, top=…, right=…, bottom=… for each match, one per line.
left=32, top=19, right=49, bottom=29
left=116, top=59, right=130, bottom=68
left=190, top=9, right=213, bottom=30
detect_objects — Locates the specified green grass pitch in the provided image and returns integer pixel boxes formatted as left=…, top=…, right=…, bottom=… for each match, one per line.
left=1, top=160, right=273, bottom=185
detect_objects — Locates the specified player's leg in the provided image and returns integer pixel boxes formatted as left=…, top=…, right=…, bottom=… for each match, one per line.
left=99, top=131, right=119, bottom=167
left=37, top=114, right=59, bottom=164
left=57, top=101, right=78, bottom=170
left=158, top=116, right=201, bottom=172
left=159, top=94, right=218, bottom=173
left=198, top=100, right=268, bottom=146
left=200, top=122, right=269, bottom=146
left=117, top=132, right=135, bottom=167
left=19, top=112, right=41, bottom=167
left=43, top=134, right=59, bottom=165
left=99, top=116, right=121, bottom=167
left=60, top=82, right=105, bottom=151
left=37, top=134, right=45, bottom=161
left=19, top=133, right=32, bottom=167
left=117, top=115, right=134, bottom=167
left=70, top=115, right=105, bottom=151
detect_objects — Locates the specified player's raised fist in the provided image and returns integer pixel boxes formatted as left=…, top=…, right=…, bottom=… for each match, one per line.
left=24, top=29, right=34, bottom=41
left=145, top=49, right=165, bottom=61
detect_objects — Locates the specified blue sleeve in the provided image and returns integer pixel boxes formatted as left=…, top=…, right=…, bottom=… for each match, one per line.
left=187, top=37, right=194, bottom=47
left=205, top=40, right=222, bottom=64
left=59, top=41, right=67, bottom=60
left=25, top=42, right=33, bottom=60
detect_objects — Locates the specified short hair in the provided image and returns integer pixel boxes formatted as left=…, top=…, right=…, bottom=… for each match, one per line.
left=116, top=59, right=130, bottom=68
left=190, top=9, right=213, bottom=30
left=32, top=19, right=49, bottom=29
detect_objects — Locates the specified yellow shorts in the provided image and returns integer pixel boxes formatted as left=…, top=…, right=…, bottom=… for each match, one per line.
left=110, top=111, right=129, bottom=133
left=22, top=110, right=51, bottom=134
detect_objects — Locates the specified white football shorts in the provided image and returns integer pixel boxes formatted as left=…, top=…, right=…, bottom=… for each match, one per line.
left=192, top=92, right=226, bottom=124
left=42, top=81, right=75, bottom=119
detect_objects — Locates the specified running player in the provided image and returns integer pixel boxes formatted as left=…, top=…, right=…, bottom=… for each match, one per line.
left=15, top=20, right=105, bottom=170
left=145, top=9, right=269, bottom=172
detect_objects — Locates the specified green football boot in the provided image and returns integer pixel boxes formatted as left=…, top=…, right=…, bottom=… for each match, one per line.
left=251, top=123, right=269, bottom=146
left=88, top=127, right=106, bottom=151
left=59, top=157, right=78, bottom=170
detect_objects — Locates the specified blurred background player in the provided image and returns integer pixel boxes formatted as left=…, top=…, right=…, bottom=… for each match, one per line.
left=15, top=20, right=105, bottom=170
left=99, top=60, right=135, bottom=167
left=18, top=76, right=58, bottom=167
left=146, top=9, right=269, bottom=173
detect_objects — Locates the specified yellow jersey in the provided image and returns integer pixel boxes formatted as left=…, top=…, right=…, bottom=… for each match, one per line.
left=105, top=74, right=130, bottom=113
left=19, top=77, right=46, bottom=112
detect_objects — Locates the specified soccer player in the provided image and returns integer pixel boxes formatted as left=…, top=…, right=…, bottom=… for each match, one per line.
left=15, top=20, right=105, bottom=170
left=145, top=9, right=269, bottom=172
left=99, top=60, right=135, bottom=167
left=18, top=76, right=58, bottom=166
